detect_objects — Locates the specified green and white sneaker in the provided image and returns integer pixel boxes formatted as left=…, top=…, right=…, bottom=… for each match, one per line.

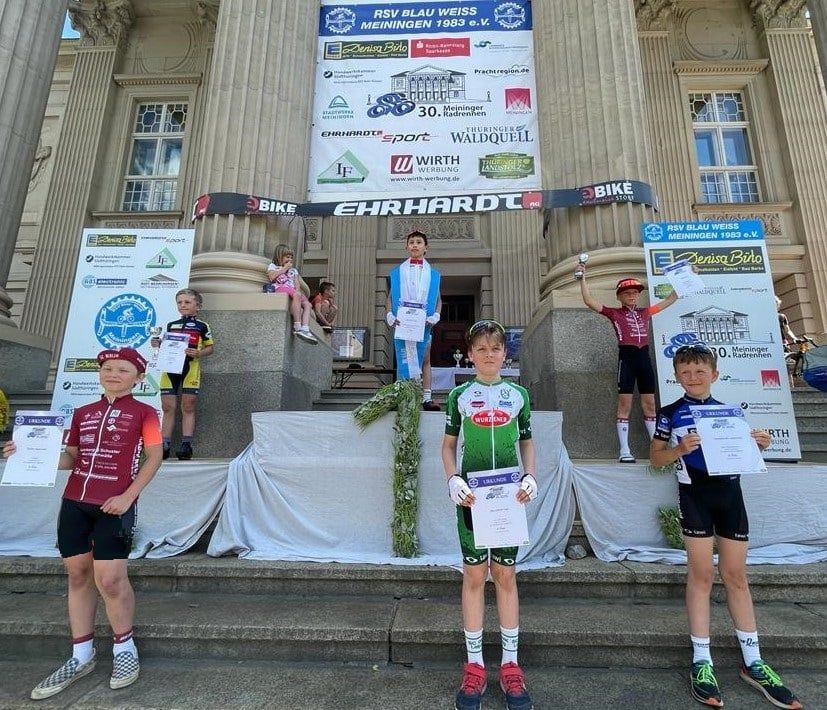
left=740, top=660, right=802, bottom=709
left=30, top=652, right=96, bottom=700
left=690, top=661, right=723, bottom=707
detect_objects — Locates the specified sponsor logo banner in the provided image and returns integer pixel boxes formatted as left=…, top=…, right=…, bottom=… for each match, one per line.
left=192, top=179, right=656, bottom=219
left=51, top=229, right=195, bottom=431
left=643, top=220, right=800, bottom=459
left=311, top=0, right=540, bottom=200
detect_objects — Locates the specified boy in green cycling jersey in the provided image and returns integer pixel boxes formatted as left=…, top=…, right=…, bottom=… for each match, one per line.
left=442, top=319, right=537, bottom=710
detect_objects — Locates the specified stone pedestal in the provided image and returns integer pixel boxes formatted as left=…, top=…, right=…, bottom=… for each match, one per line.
left=520, top=308, right=652, bottom=460
left=192, top=293, right=331, bottom=457
left=0, top=324, right=50, bottom=393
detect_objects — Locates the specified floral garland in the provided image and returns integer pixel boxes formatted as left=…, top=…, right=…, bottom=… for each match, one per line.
left=0, top=387, right=8, bottom=431
left=354, top=379, right=422, bottom=558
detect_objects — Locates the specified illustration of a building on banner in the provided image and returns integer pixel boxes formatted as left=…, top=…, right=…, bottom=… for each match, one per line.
left=390, top=65, right=465, bottom=103
left=679, top=306, right=751, bottom=343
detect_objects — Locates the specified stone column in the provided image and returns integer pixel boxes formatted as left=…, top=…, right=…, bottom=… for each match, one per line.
left=0, top=0, right=67, bottom=326
left=533, top=0, right=656, bottom=304
left=489, top=210, right=543, bottom=325
left=636, top=2, right=696, bottom=222
left=521, top=0, right=656, bottom=459
left=189, top=1, right=318, bottom=294
left=805, top=0, right=827, bottom=84
left=20, top=0, right=134, bottom=357
left=327, top=218, right=378, bottom=329
left=753, top=0, right=827, bottom=330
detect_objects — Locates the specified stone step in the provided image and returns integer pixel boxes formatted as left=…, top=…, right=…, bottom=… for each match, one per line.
left=0, top=658, right=823, bottom=710
left=2, top=555, right=825, bottom=603
left=1, top=592, right=824, bottom=670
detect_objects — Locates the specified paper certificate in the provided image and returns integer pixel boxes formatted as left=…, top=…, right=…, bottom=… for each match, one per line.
left=394, top=301, right=426, bottom=342
left=1, top=411, right=65, bottom=487
left=468, top=467, right=530, bottom=549
left=689, top=405, right=767, bottom=476
left=155, top=332, right=190, bottom=374
left=663, top=259, right=705, bottom=297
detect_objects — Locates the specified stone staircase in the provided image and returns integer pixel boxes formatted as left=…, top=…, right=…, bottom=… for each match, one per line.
left=1, top=554, right=825, bottom=670
left=792, top=386, right=827, bottom=463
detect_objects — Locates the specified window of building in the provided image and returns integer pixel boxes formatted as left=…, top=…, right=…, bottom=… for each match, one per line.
left=122, top=102, right=188, bottom=211
left=689, top=91, right=759, bottom=203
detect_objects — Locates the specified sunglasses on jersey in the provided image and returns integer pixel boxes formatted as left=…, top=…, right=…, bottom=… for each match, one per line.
left=674, top=343, right=713, bottom=355
left=467, top=319, right=505, bottom=338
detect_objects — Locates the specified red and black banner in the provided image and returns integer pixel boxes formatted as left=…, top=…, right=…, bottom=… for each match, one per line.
left=191, top=180, right=657, bottom=221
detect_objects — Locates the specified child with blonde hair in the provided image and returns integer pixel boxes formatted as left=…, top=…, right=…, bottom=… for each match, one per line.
left=267, top=244, right=317, bottom=344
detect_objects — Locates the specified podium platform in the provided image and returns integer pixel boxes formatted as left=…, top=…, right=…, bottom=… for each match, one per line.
left=1, top=413, right=826, bottom=565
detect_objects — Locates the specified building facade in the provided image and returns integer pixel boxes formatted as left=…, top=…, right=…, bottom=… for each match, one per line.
left=3, top=0, right=826, bottom=381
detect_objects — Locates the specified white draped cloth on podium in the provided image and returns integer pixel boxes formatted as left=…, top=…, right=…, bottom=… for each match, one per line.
left=573, top=463, right=827, bottom=565
left=0, top=463, right=228, bottom=558
left=208, top=411, right=576, bottom=568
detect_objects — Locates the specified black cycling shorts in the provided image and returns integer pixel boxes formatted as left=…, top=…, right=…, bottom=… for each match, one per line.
left=678, top=478, right=748, bottom=541
left=617, top=345, right=656, bottom=395
left=57, top=498, right=136, bottom=560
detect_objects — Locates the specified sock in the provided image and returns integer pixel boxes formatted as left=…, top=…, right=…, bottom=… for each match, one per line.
left=464, top=628, right=484, bottom=666
left=644, top=417, right=656, bottom=439
left=616, top=419, right=631, bottom=455
left=690, top=635, right=712, bottom=664
left=72, top=633, right=94, bottom=664
left=423, top=389, right=432, bottom=402
left=182, top=436, right=192, bottom=444
left=736, top=629, right=761, bottom=666
left=293, top=322, right=301, bottom=332
left=501, top=626, right=519, bottom=665
left=113, top=629, right=137, bottom=657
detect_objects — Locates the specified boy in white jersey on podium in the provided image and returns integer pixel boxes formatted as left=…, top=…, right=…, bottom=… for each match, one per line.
left=442, top=319, right=537, bottom=710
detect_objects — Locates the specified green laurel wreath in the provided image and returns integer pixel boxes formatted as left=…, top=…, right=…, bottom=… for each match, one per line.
left=354, top=379, right=422, bottom=558
left=658, top=506, right=684, bottom=550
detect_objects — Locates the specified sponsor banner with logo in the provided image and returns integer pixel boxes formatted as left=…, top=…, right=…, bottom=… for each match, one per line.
left=51, top=228, right=195, bottom=429
left=192, top=180, right=656, bottom=220
left=310, top=0, right=541, bottom=200
left=643, top=220, right=800, bottom=460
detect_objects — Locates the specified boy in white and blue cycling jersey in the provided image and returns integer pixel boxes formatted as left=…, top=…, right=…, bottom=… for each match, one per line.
left=650, top=343, right=801, bottom=709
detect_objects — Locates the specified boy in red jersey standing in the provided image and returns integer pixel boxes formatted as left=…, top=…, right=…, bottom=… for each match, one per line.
left=3, top=348, right=163, bottom=700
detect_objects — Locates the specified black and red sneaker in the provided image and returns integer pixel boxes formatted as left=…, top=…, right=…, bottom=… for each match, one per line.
left=499, top=662, right=533, bottom=710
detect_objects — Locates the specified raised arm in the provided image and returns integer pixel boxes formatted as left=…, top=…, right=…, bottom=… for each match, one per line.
left=576, top=263, right=603, bottom=313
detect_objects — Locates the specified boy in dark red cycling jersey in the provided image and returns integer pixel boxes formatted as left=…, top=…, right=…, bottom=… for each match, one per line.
left=3, top=348, right=163, bottom=700
left=577, top=263, right=679, bottom=462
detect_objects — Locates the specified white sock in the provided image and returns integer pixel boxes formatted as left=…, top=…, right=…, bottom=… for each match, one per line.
left=616, top=419, right=631, bottom=455
left=113, top=629, right=137, bottom=657
left=423, top=389, right=432, bottom=402
left=644, top=417, right=656, bottom=439
left=691, top=635, right=712, bottom=664
left=293, top=322, right=301, bottom=332
left=501, top=626, right=519, bottom=664
left=72, top=636, right=94, bottom=664
left=301, top=325, right=312, bottom=333
left=736, top=629, right=761, bottom=666
left=464, top=628, right=484, bottom=666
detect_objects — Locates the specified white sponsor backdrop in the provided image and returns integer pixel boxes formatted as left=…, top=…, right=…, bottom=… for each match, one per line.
left=309, top=0, right=541, bottom=201
left=51, top=228, right=195, bottom=429
left=643, top=220, right=801, bottom=460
